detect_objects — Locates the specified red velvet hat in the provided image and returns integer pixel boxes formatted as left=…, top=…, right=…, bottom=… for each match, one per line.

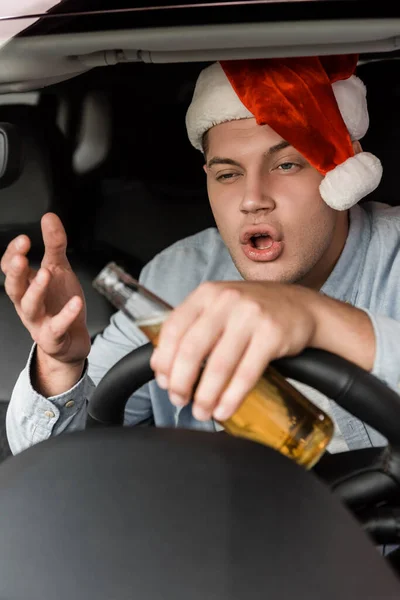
left=186, top=56, right=382, bottom=211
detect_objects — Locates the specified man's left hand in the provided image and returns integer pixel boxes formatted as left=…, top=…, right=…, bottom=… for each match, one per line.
left=150, top=281, right=375, bottom=422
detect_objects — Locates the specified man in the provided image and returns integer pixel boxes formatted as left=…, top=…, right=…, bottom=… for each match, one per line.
left=3, top=54, right=400, bottom=455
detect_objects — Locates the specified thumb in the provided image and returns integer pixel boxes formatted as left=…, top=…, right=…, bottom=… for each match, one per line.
left=41, top=213, right=68, bottom=264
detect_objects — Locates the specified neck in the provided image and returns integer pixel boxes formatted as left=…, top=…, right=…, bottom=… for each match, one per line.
left=298, top=211, right=350, bottom=290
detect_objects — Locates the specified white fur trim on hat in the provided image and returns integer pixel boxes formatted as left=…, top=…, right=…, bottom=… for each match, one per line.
left=186, top=64, right=370, bottom=151
left=332, top=75, right=369, bottom=141
left=186, top=62, right=252, bottom=151
left=319, top=152, right=383, bottom=211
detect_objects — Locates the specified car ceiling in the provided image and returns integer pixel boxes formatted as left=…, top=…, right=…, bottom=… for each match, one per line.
left=1, top=6, right=400, bottom=93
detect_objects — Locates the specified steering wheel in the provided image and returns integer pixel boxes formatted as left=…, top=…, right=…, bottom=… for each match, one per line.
left=0, top=346, right=400, bottom=598
left=88, top=344, right=400, bottom=547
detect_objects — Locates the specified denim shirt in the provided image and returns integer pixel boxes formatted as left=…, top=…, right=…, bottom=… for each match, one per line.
left=6, top=201, right=400, bottom=455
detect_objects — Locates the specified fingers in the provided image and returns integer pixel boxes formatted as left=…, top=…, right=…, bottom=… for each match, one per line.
left=151, top=280, right=315, bottom=425
left=169, top=300, right=272, bottom=422
left=48, top=296, right=83, bottom=342
left=212, top=330, right=273, bottom=421
left=19, top=268, right=51, bottom=321
left=191, top=305, right=258, bottom=420
left=1, top=234, right=31, bottom=274
left=159, top=289, right=242, bottom=410
left=4, top=254, right=32, bottom=306
left=150, top=282, right=221, bottom=381
left=41, top=213, right=68, bottom=263
left=152, top=282, right=283, bottom=423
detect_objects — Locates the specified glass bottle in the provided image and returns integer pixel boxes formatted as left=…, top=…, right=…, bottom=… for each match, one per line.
left=93, top=262, right=334, bottom=469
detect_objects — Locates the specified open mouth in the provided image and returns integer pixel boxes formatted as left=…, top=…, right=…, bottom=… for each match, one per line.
left=250, top=233, right=274, bottom=250
left=241, top=231, right=284, bottom=263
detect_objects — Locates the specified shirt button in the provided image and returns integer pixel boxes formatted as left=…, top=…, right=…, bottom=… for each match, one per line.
left=44, top=410, right=55, bottom=419
left=65, top=400, right=75, bottom=408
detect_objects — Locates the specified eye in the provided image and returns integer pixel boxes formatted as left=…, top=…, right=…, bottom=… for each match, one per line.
left=216, top=172, right=241, bottom=183
left=278, top=162, right=297, bottom=172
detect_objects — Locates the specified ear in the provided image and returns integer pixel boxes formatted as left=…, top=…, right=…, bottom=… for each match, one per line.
left=352, top=140, right=363, bottom=155
left=203, top=164, right=208, bottom=174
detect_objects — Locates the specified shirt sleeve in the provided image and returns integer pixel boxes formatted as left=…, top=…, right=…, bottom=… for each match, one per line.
left=6, top=343, right=93, bottom=455
left=364, top=310, right=400, bottom=394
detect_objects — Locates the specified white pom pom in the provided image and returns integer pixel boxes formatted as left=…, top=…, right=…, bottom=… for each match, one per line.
left=319, top=152, right=383, bottom=211
left=332, top=75, right=369, bottom=141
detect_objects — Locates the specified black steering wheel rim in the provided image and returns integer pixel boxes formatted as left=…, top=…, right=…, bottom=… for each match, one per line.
left=87, top=344, right=400, bottom=531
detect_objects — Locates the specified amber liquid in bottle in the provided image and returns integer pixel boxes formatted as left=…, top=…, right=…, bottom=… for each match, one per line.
left=138, top=317, right=334, bottom=470
left=94, top=262, right=334, bottom=470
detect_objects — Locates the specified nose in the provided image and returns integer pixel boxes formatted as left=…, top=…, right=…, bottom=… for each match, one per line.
left=239, top=174, right=276, bottom=214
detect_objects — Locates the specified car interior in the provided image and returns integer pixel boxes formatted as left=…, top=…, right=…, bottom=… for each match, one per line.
left=0, top=29, right=399, bottom=459
left=0, top=59, right=218, bottom=458
left=0, top=4, right=400, bottom=455
left=1, top=3, right=400, bottom=596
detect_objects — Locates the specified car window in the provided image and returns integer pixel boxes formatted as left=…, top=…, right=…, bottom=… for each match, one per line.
left=0, top=1, right=61, bottom=49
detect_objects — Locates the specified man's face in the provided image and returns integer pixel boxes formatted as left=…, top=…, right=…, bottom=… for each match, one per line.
left=205, top=118, right=348, bottom=287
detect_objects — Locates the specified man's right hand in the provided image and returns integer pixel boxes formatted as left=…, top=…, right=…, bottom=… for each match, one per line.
left=1, top=213, right=91, bottom=396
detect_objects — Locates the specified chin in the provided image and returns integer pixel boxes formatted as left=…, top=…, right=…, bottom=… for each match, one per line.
left=235, top=258, right=294, bottom=283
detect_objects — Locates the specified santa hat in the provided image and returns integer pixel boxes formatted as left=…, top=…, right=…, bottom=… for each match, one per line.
left=186, top=55, right=382, bottom=211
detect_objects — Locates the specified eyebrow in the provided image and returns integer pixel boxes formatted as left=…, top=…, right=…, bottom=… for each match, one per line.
left=207, top=140, right=291, bottom=169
